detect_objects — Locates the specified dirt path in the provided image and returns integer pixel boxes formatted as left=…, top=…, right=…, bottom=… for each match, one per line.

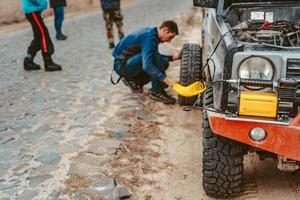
left=101, top=9, right=203, bottom=200
left=108, top=8, right=300, bottom=200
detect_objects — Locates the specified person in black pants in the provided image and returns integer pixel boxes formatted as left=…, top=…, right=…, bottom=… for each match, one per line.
left=22, top=0, right=62, bottom=71
left=50, top=0, right=67, bottom=40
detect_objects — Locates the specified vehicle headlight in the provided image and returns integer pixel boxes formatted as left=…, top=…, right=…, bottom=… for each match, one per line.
left=238, top=56, right=274, bottom=81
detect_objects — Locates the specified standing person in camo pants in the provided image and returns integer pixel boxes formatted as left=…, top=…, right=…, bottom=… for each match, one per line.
left=100, top=0, right=125, bottom=49
left=21, top=0, right=62, bottom=71
left=50, top=0, right=68, bottom=40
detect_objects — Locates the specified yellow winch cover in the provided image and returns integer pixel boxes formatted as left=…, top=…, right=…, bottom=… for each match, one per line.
left=239, top=92, right=278, bottom=118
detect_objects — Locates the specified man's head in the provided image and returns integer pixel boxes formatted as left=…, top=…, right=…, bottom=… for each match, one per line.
left=158, top=20, right=179, bottom=43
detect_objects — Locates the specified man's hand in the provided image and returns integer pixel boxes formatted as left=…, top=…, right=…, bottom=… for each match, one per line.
left=172, top=51, right=182, bottom=61
left=163, top=77, right=175, bottom=87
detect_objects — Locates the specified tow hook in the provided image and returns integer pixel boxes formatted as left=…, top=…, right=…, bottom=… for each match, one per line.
left=277, top=156, right=299, bottom=172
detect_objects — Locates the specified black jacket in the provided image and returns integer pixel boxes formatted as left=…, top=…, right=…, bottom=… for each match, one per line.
left=50, top=0, right=67, bottom=8
left=100, top=0, right=120, bottom=11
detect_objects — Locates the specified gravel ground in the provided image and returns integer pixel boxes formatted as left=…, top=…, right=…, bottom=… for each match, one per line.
left=0, top=0, right=192, bottom=199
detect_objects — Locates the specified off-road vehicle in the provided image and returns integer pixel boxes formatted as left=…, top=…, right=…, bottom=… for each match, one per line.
left=178, top=0, right=300, bottom=198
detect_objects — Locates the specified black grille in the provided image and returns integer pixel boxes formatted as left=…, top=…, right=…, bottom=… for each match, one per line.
left=278, top=88, right=297, bottom=99
left=287, top=59, right=300, bottom=78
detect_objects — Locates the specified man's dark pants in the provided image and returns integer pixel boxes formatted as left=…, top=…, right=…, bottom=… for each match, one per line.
left=25, top=11, right=54, bottom=59
left=114, top=51, right=169, bottom=92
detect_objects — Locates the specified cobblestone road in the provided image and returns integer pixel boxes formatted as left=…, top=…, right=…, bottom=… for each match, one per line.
left=0, top=0, right=192, bottom=199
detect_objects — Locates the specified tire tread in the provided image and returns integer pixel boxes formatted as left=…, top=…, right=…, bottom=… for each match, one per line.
left=202, top=87, right=244, bottom=198
left=178, top=43, right=202, bottom=105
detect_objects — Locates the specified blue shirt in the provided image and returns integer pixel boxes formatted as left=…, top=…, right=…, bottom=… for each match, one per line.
left=21, top=0, right=48, bottom=14
left=113, top=27, right=172, bottom=81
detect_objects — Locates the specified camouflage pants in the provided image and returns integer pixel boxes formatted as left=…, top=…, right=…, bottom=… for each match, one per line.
left=102, top=9, right=125, bottom=44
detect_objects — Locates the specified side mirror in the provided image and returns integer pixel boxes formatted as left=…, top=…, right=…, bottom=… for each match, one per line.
left=193, top=0, right=218, bottom=8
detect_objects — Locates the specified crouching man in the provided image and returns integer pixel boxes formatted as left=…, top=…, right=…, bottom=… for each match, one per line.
left=112, top=20, right=181, bottom=104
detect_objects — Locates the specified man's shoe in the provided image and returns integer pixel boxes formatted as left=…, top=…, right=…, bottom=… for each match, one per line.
left=122, top=78, right=143, bottom=93
left=23, top=57, right=41, bottom=71
left=109, top=43, right=115, bottom=49
left=45, top=62, right=62, bottom=72
left=150, top=90, right=176, bottom=104
left=56, top=34, right=67, bottom=40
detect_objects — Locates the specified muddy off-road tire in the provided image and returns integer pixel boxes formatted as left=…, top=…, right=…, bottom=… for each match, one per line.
left=202, top=87, right=245, bottom=198
left=178, top=43, right=202, bottom=106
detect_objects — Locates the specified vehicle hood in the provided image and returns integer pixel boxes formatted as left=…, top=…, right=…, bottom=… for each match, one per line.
left=224, top=0, right=299, bottom=8
left=226, top=0, right=299, bottom=5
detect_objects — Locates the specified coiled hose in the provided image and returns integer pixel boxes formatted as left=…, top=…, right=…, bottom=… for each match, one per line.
left=172, top=81, right=206, bottom=97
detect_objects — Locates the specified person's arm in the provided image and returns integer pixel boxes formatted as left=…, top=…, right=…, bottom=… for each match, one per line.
left=162, top=77, right=175, bottom=87
left=160, top=51, right=182, bottom=62
left=32, top=0, right=48, bottom=10
left=172, top=51, right=182, bottom=61
left=160, top=51, right=181, bottom=86
left=160, top=54, right=173, bottom=62
left=141, top=38, right=166, bottom=81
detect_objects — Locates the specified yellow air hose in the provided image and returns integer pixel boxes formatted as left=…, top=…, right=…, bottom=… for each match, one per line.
left=172, top=81, right=207, bottom=97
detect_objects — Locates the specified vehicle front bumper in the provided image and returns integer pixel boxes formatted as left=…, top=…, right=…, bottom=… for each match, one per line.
left=207, top=110, right=300, bottom=161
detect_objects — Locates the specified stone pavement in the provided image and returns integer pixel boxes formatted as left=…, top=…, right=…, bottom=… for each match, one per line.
left=0, top=0, right=191, bottom=199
